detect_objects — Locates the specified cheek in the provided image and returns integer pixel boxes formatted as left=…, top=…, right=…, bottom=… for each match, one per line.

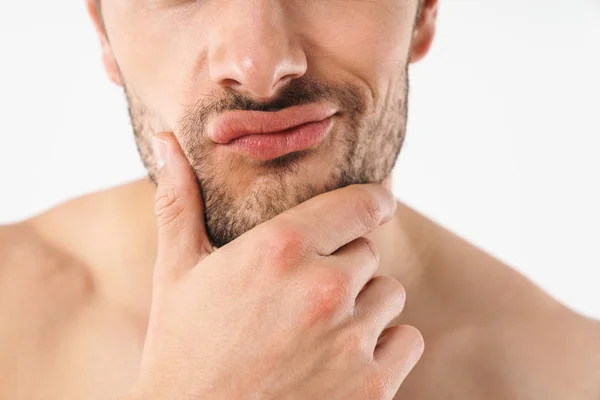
left=304, top=3, right=414, bottom=100
left=104, top=5, right=208, bottom=127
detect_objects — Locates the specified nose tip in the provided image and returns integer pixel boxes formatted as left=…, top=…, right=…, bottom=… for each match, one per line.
left=207, top=2, right=308, bottom=102
left=210, top=49, right=307, bottom=101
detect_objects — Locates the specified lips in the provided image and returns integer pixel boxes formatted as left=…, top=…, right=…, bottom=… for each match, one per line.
left=209, top=104, right=337, bottom=161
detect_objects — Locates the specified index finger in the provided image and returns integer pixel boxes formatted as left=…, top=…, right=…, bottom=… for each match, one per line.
left=260, top=184, right=397, bottom=257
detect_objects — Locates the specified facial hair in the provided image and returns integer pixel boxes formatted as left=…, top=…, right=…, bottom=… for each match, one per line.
left=126, top=72, right=409, bottom=249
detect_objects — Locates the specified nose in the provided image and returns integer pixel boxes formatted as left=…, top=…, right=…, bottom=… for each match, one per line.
left=207, top=1, right=308, bottom=102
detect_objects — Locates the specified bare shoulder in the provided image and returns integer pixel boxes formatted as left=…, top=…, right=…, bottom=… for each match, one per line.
left=492, top=308, right=600, bottom=399
left=0, top=182, right=133, bottom=336
left=399, top=311, right=600, bottom=400
left=0, top=222, right=95, bottom=397
left=0, top=179, right=154, bottom=399
left=0, top=221, right=94, bottom=316
left=0, top=177, right=154, bottom=324
left=530, top=311, right=600, bottom=398
left=453, top=310, right=600, bottom=399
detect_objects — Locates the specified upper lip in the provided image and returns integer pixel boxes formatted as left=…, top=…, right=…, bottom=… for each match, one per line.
left=209, top=104, right=337, bottom=144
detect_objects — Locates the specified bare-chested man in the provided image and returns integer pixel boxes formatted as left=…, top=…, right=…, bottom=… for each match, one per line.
left=1, top=0, right=599, bottom=399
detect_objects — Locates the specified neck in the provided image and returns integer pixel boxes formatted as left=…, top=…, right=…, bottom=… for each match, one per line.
left=365, top=199, right=431, bottom=295
left=84, top=177, right=433, bottom=332
left=365, top=175, right=431, bottom=294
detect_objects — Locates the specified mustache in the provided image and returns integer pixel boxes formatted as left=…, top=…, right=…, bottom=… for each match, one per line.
left=177, top=79, right=365, bottom=138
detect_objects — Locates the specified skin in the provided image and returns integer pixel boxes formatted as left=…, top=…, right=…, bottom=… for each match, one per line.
left=1, top=0, right=600, bottom=399
left=102, top=0, right=425, bottom=248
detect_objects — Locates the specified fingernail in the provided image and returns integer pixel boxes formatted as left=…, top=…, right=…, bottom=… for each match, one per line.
left=152, top=136, right=168, bottom=169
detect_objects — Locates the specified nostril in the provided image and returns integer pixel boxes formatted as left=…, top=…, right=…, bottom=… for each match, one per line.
left=220, top=78, right=242, bottom=89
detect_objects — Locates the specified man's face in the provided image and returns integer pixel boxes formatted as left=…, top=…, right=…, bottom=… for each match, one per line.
left=93, top=0, right=436, bottom=248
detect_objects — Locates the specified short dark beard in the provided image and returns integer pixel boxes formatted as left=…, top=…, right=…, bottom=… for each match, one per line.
left=125, top=70, right=408, bottom=249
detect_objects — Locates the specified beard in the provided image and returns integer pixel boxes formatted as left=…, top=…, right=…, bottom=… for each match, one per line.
left=126, top=71, right=409, bottom=249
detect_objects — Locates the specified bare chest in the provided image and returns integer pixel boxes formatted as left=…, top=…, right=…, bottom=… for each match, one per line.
left=18, top=313, right=600, bottom=400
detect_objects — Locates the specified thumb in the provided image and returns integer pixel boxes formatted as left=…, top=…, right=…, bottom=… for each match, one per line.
left=152, top=132, right=213, bottom=281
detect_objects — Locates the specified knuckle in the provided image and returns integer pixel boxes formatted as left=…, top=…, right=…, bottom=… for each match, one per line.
left=305, top=270, right=352, bottom=321
left=402, top=325, right=425, bottom=351
left=373, top=276, right=406, bottom=315
left=391, top=280, right=407, bottom=307
left=262, top=224, right=308, bottom=265
left=354, top=187, right=383, bottom=230
left=382, top=276, right=406, bottom=298
left=154, top=186, right=187, bottom=229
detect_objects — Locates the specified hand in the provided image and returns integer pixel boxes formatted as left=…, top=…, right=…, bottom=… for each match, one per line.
left=128, top=132, right=424, bottom=400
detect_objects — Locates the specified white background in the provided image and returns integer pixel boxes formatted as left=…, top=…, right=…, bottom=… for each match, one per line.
left=0, top=1, right=598, bottom=319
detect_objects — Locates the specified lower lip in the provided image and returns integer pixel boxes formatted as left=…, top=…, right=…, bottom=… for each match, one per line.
left=222, top=116, right=335, bottom=161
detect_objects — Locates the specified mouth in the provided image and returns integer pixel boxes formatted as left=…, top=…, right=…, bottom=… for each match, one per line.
left=209, top=104, right=337, bottom=162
